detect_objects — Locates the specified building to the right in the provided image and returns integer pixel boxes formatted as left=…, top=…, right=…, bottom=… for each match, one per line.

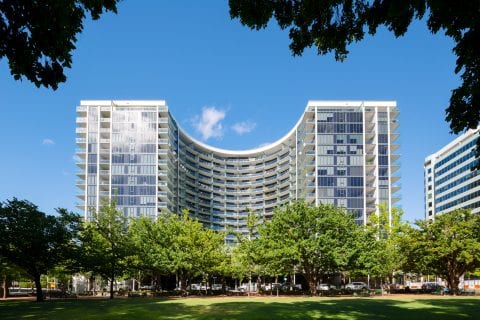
left=424, top=128, right=480, bottom=220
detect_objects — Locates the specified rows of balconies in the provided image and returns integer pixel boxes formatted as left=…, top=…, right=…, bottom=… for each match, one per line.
left=181, top=152, right=293, bottom=173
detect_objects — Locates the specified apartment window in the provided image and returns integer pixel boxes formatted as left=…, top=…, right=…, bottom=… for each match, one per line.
left=337, top=198, right=347, bottom=207
left=349, top=166, right=363, bottom=176
left=318, top=135, right=334, bottom=144
left=335, top=188, right=346, bottom=197
left=337, top=146, right=347, bottom=154
left=350, top=156, right=363, bottom=166
left=318, top=112, right=333, bottom=122
left=348, top=188, right=363, bottom=197
left=318, top=123, right=334, bottom=133
left=336, top=167, right=346, bottom=176
left=349, top=177, right=363, bottom=187
left=319, top=177, right=335, bottom=186
left=379, top=156, right=389, bottom=165
left=319, top=198, right=334, bottom=205
left=318, top=167, right=327, bottom=176
left=337, top=156, right=346, bottom=165
left=318, top=146, right=334, bottom=155
left=337, top=178, right=347, bottom=187
left=378, top=134, right=388, bottom=143
left=335, top=135, right=346, bottom=144
left=318, top=188, right=334, bottom=197
left=379, top=145, right=388, bottom=155
left=318, top=156, right=334, bottom=166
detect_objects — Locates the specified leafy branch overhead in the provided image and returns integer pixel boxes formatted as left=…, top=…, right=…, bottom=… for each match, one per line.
left=0, top=0, right=119, bottom=89
left=229, top=0, right=480, bottom=136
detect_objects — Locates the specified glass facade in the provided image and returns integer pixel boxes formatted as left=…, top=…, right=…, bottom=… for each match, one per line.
left=424, top=128, right=480, bottom=219
left=317, top=109, right=365, bottom=223
left=77, top=100, right=400, bottom=237
left=110, top=107, right=158, bottom=218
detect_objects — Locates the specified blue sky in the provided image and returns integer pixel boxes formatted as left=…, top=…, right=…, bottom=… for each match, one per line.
left=0, top=2, right=460, bottom=222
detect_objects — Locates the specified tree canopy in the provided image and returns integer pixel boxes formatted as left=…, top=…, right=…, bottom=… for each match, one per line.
left=257, top=201, right=360, bottom=295
left=357, top=205, right=408, bottom=284
left=402, top=209, right=480, bottom=295
left=78, top=201, right=132, bottom=299
left=229, top=0, right=480, bottom=142
left=0, top=0, right=119, bottom=89
left=0, top=198, right=81, bottom=302
left=128, top=210, right=225, bottom=292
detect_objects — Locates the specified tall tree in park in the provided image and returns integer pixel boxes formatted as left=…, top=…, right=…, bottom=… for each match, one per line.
left=402, top=209, right=480, bottom=295
left=233, top=209, right=261, bottom=294
left=357, top=205, right=408, bottom=285
left=257, top=201, right=360, bottom=295
left=0, top=0, right=119, bottom=89
left=79, top=201, right=132, bottom=299
left=0, top=199, right=81, bottom=302
left=171, top=210, right=225, bottom=292
left=129, top=210, right=225, bottom=292
left=128, top=214, right=180, bottom=289
left=229, top=1, right=480, bottom=148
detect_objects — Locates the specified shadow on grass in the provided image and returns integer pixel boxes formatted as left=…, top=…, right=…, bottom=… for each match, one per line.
left=1, top=297, right=479, bottom=320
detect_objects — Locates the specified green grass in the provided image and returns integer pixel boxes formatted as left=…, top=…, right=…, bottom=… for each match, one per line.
left=1, top=296, right=479, bottom=320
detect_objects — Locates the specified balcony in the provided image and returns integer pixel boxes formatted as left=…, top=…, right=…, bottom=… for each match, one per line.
left=391, top=184, right=401, bottom=193
left=391, top=175, right=400, bottom=183
left=76, top=160, right=86, bottom=168
left=390, top=132, right=400, bottom=142
left=76, top=180, right=86, bottom=189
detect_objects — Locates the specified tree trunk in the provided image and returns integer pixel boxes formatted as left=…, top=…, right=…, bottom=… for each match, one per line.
left=2, top=278, right=5, bottom=299
left=450, top=275, right=460, bottom=296
left=2, top=274, right=8, bottom=299
left=109, top=276, right=114, bottom=299
left=444, top=265, right=461, bottom=296
left=179, top=271, right=189, bottom=293
left=305, top=269, right=317, bottom=296
left=34, top=274, right=44, bottom=302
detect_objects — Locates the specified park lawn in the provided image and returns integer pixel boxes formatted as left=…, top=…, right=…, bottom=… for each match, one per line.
left=1, top=296, right=479, bottom=320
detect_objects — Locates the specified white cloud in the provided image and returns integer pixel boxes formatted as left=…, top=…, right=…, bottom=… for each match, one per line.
left=42, top=138, right=55, bottom=145
left=231, top=121, right=256, bottom=135
left=192, top=106, right=226, bottom=140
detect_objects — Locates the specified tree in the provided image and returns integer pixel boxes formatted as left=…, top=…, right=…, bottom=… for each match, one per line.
left=0, top=0, right=119, bottom=89
left=233, top=209, right=261, bottom=294
left=128, top=214, right=180, bottom=289
left=0, top=198, right=81, bottom=302
left=78, top=201, right=132, bottom=299
left=229, top=1, right=480, bottom=145
left=403, top=209, right=480, bottom=295
left=128, top=210, right=225, bottom=293
left=357, top=205, right=408, bottom=286
left=171, top=210, right=225, bottom=292
left=257, top=201, right=360, bottom=295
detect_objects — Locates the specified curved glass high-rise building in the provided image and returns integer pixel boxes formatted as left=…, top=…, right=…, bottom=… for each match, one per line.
left=76, top=100, right=400, bottom=240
